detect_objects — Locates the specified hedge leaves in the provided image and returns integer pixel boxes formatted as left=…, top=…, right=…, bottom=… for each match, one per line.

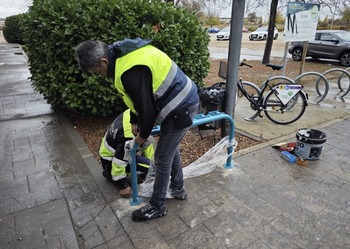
left=24, top=0, right=210, bottom=116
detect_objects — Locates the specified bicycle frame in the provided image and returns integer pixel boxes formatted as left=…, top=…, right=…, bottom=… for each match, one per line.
left=239, top=77, right=305, bottom=107
left=237, top=77, right=307, bottom=124
left=237, top=78, right=271, bottom=109
left=235, top=61, right=307, bottom=124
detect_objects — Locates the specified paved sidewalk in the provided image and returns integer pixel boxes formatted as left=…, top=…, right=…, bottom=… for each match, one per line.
left=1, top=39, right=349, bottom=249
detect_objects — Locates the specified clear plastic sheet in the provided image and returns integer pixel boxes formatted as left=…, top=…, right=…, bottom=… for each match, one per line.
left=138, top=136, right=238, bottom=198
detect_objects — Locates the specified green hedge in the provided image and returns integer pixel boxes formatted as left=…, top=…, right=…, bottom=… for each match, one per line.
left=24, top=0, right=210, bottom=116
left=3, top=14, right=26, bottom=44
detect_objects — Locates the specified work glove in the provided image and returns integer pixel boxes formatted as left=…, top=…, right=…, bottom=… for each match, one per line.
left=123, top=139, right=135, bottom=162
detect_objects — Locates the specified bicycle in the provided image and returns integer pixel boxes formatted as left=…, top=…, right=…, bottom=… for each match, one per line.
left=214, top=60, right=308, bottom=125
left=235, top=61, right=308, bottom=125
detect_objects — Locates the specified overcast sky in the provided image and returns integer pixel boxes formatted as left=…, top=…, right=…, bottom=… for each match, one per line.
left=0, top=0, right=336, bottom=21
left=220, top=2, right=334, bottom=20
left=0, top=0, right=31, bottom=19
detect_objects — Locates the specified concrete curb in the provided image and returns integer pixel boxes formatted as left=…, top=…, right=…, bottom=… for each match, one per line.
left=234, top=114, right=350, bottom=158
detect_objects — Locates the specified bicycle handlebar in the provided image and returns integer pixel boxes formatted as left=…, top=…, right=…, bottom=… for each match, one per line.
left=239, top=61, right=252, bottom=68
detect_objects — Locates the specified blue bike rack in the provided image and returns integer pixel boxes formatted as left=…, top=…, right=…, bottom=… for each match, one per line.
left=129, top=142, right=143, bottom=206
left=129, top=111, right=235, bottom=205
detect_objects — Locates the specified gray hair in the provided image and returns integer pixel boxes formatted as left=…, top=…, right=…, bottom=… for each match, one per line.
left=75, top=40, right=108, bottom=72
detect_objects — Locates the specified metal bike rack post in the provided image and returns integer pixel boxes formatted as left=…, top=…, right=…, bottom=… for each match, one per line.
left=294, top=72, right=329, bottom=104
left=322, top=68, right=350, bottom=98
left=129, top=111, right=235, bottom=205
left=129, top=143, right=143, bottom=206
left=151, top=111, right=235, bottom=168
left=193, top=111, right=235, bottom=169
left=268, top=75, right=296, bottom=84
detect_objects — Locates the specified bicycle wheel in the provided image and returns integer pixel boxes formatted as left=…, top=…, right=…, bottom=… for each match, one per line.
left=236, top=81, right=262, bottom=121
left=263, top=89, right=307, bottom=125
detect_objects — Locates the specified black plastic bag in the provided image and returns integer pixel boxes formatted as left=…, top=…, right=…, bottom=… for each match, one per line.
left=198, top=82, right=226, bottom=105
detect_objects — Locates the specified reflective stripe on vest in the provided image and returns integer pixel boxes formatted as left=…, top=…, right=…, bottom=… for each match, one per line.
left=155, top=74, right=192, bottom=124
left=112, top=157, right=128, bottom=167
left=100, top=155, right=113, bottom=161
left=99, top=109, right=133, bottom=160
left=103, top=137, right=115, bottom=154
left=100, top=128, right=129, bottom=168
left=153, top=61, right=177, bottom=100
left=114, top=45, right=170, bottom=114
left=114, top=45, right=192, bottom=124
left=112, top=173, right=127, bottom=181
left=99, top=136, right=114, bottom=160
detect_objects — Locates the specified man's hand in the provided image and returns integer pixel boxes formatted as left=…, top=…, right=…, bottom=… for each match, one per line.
left=131, top=123, right=138, bottom=136
left=119, top=186, right=132, bottom=198
left=134, top=133, right=147, bottom=145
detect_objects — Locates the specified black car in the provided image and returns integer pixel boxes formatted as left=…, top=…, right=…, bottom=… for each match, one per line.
left=288, top=30, right=350, bottom=67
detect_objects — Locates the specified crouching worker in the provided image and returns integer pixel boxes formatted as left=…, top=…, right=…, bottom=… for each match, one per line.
left=99, top=109, right=155, bottom=198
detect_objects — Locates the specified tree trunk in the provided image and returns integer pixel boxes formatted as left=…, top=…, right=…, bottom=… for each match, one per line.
left=262, top=0, right=278, bottom=65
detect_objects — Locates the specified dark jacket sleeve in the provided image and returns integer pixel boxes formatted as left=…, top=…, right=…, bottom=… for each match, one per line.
left=121, top=65, right=156, bottom=139
left=129, top=111, right=138, bottom=124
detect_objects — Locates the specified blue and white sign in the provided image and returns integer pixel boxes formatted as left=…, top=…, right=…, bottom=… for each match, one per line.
left=283, top=2, right=320, bottom=42
left=274, top=84, right=303, bottom=105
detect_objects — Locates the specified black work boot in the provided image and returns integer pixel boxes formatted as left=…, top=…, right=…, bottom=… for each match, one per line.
left=132, top=204, right=167, bottom=222
left=170, top=186, right=188, bottom=200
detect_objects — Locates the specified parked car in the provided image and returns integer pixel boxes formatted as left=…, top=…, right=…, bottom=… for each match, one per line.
left=207, top=27, right=220, bottom=33
left=249, top=26, right=278, bottom=40
left=216, top=27, right=230, bottom=40
left=216, top=27, right=249, bottom=40
left=288, top=30, right=350, bottom=67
